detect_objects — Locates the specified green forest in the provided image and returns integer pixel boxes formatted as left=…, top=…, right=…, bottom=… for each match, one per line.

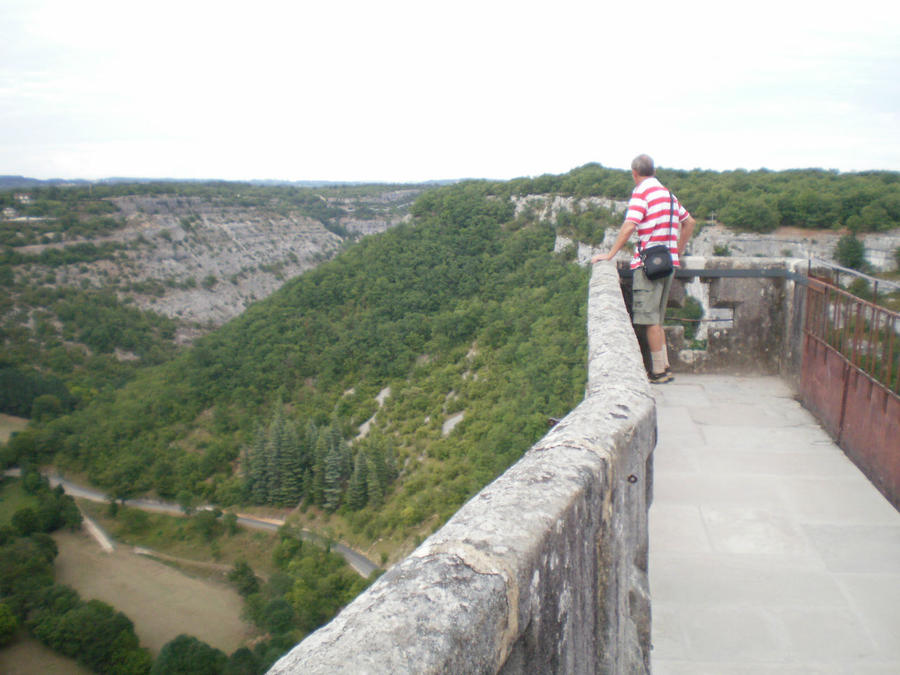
left=499, top=163, right=900, bottom=233
left=4, top=179, right=591, bottom=542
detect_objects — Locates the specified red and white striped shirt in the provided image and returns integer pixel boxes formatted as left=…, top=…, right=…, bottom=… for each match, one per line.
left=625, top=177, right=690, bottom=270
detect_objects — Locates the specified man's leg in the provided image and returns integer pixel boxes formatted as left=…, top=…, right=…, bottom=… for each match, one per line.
left=646, top=324, right=667, bottom=376
left=646, top=324, right=665, bottom=352
left=632, top=270, right=672, bottom=380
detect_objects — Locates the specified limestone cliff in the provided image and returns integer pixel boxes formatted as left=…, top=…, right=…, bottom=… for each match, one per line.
left=12, top=188, right=421, bottom=343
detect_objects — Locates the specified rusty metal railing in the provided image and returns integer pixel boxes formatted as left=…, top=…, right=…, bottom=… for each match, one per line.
left=805, top=275, right=900, bottom=394
left=801, top=274, right=900, bottom=509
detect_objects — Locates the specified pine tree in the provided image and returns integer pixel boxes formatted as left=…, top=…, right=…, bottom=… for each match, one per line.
left=247, top=428, right=268, bottom=504
left=323, top=443, right=343, bottom=512
left=347, top=451, right=368, bottom=510
left=339, top=441, right=354, bottom=485
left=278, top=420, right=303, bottom=506
left=300, top=468, right=313, bottom=504
left=366, top=452, right=384, bottom=508
left=310, top=432, right=328, bottom=507
left=265, top=412, right=285, bottom=505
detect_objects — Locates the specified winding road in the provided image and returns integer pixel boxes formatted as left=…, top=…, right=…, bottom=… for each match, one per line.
left=7, top=470, right=378, bottom=577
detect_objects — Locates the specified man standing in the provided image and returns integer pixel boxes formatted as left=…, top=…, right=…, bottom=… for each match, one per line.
left=591, top=154, right=696, bottom=383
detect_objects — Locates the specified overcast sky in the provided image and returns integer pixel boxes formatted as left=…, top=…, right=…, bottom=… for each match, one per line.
left=2, top=0, right=899, bottom=183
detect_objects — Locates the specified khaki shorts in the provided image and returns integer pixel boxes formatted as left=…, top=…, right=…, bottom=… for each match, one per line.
left=632, top=267, right=674, bottom=325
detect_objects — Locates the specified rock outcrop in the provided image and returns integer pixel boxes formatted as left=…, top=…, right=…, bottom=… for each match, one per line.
left=15, top=189, right=419, bottom=343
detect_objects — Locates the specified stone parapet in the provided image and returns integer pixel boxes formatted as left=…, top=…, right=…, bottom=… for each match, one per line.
left=268, top=263, right=656, bottom=674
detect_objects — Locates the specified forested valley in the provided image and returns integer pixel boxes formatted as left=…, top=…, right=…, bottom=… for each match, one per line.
left=2, top=164, right=899, bottom=672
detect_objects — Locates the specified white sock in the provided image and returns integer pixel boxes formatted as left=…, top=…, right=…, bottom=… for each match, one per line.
left=651, top=351, right=666, bottom=374
left=663, top=344, right=670, bottom=370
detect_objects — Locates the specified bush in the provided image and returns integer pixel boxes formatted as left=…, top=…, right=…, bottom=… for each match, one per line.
left=666, top=296, right=704, bottom=341
left=30, top=594, right=151, bottom=674
left=834, top=233, right=866, bottom=270
left=152, top=634, right=227, bottom=675
left=227, top=560, right=260, bottom=597
left=0, top=602, right=18, bottom=646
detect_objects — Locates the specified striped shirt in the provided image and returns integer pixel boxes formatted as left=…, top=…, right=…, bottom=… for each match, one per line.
left=626, top=177, right=690, bottom=270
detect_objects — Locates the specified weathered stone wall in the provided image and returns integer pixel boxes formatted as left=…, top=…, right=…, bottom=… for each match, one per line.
left=664, top=257, right=809, bottom=382
left=268, top=264, right=656, bottom=674
left=688, top=225, right=900, bottom=273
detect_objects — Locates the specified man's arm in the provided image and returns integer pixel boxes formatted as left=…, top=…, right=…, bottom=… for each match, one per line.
left=678, top=215, right=696, bottom=256
left=591, top=220, right=637, bottom=263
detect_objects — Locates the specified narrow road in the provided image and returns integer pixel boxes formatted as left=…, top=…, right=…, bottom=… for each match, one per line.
left=5, top=469, right=378, bottom=578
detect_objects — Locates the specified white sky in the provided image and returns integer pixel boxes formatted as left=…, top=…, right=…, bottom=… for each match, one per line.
left=2, top=0, right=899, bottom=182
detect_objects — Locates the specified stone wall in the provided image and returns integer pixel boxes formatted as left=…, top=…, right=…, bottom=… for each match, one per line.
left=688, top=225, right=900, bottom=273
left=558, top=238, right=811, bottom=388
left=664, top=257, right=809, bottom=382
left=268, top=264, right=657, bottom=674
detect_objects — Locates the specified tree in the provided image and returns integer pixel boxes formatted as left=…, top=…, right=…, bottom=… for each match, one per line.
left=347, top=451, right=369, bottom=510
left=31, top=393, right=64, bottom=422
left=720, top=195, right=779, bottom=232
left=11, top=507, right=39, bottom=536
left=323, top=442, right=344, bottom=512
left=245, top=428, right=268, bottom=504
left=30, top=596, right=150, bottom=674
left=192, top=509, right=220, bottom=541
left=0, top=602, right=18, bottom=646
left=277, top=420, right=304, bottom=506
left=228, top=560, right=260, bottom=597
left=176, top=490, right=196, bottom=516
left=152, top=635, right=228, bottom=675
left=224, top=646, right=262, bottom=675
left=834, top=233, right=866, bottom=270
left=262, top=597, right=296, bottom=634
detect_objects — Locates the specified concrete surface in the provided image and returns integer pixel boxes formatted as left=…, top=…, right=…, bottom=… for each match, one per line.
left=650, top=374, right=900, bottom=674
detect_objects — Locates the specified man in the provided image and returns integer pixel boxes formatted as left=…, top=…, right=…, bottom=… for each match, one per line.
left=591, top=154, right=696, bottom=383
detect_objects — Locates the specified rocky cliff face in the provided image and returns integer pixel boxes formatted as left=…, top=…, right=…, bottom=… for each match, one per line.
left=15, top=189, right=420, bottom=343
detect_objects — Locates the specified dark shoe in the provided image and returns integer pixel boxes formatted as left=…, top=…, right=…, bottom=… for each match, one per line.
left=665, top=368, right=674, bottom=382
left=649, top=371, right=672, bottom=384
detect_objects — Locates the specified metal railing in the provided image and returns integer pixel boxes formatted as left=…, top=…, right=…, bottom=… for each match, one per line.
left=809, top=256, right=900, bottom=308
left=805, top=274, right=900, bottom=394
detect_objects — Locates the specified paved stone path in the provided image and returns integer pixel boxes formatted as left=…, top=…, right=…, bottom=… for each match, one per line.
left=650, top=374, right=900, bottom=674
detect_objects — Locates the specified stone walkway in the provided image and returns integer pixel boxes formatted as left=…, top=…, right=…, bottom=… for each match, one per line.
left=650, top=374, right=900, bottom=674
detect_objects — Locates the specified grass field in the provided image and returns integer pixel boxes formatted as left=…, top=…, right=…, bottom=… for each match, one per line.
left=0, top=477, right=262, bottom=668
left=79, top=499, right=283, bottom=579
left=0, top=478, right=36, bottom=522
left=53, top=529, right=258, bottom=655
left=0, top=634, right=92, bottom=675
left=0, top=413, right=27, bottom=444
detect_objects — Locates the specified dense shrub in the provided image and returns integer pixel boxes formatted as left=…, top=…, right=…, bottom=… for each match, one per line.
left=834, top=233, right=867, bottom=270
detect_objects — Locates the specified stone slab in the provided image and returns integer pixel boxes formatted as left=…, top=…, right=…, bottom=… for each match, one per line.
left=651, top=374, right=900, bottom=674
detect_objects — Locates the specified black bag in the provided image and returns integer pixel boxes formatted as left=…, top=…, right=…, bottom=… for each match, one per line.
left=640, top=244, right=673, bottom=280
left=639, top=192, right=675, bottom=280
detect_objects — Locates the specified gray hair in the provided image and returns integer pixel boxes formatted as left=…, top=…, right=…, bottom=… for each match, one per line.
left=631, top=154, right=655, bottom=177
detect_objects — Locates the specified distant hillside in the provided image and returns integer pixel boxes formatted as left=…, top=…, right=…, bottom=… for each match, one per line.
left=4, top=163, right=900, bottom=560
left=1, top=181, right=424, bottom=338
left=0, top=175, right=93, bottom=189
left=0, top=180, right=429, bottom=431
left=4, top=180, right=591, bottom=561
